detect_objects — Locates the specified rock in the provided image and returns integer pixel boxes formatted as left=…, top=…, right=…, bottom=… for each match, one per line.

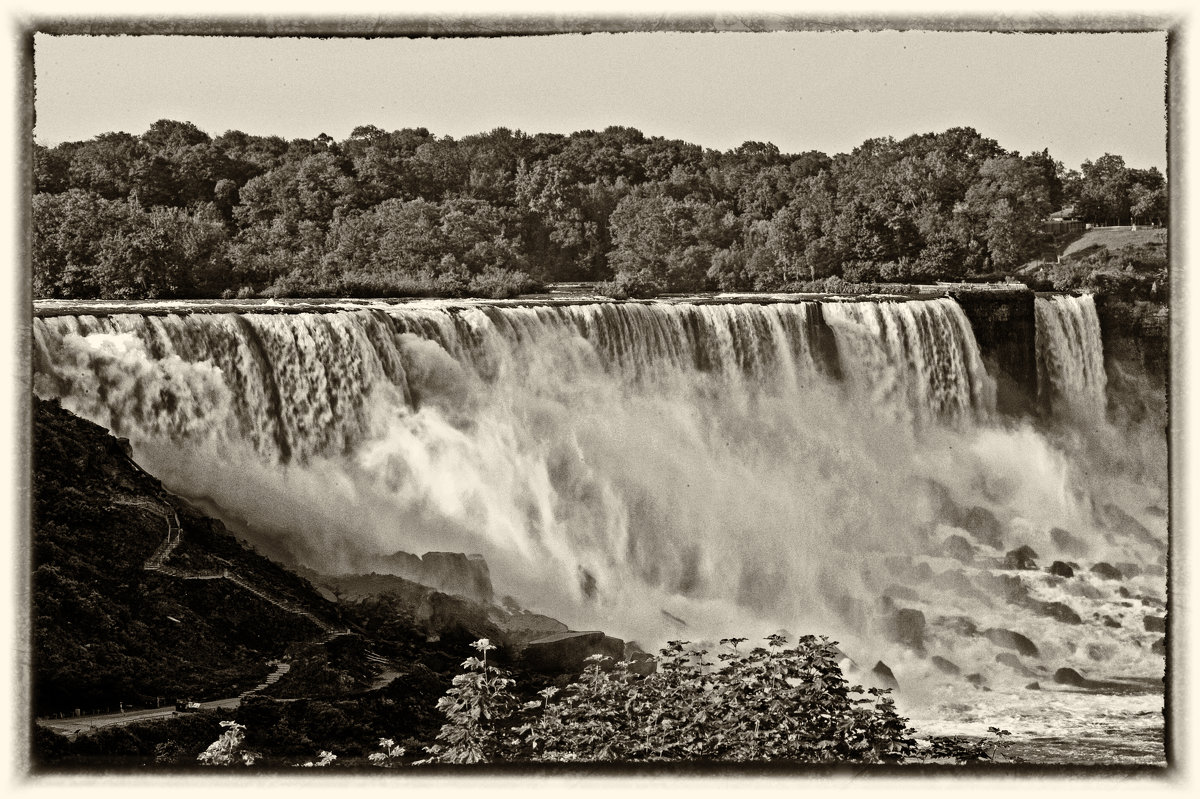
left=1143, top=615, right=1166, bottom=633
left=871, top=661, right=899, bottom=690
left=943, top=534, right=975, bottom=564
left=1151, top=637, right=1166, bottom=655
left=1102, top=615, right=1122, bottom=629
left=1145, top=564, right=1167, bottom=577
left=1090, top=562, right=1123, bottom=580
left=1050, top=526, right=1087, bottom=556
left=1031, top=600, right=1083, bottom=625
left=1096, top=503, right=1159, bottom=549
left=1118, top=586, right=1132, bottom=598
left=382, top=550, right=495, bottom=604
left=939, top=615, right=978, bottom=637
left=884, top=583, right=921, bottom=602
left=491, top=608, right=570, bottom=647
left=911, top=561, right=935, bottom=582
left=1115, top=562, right=1142, bottom=579
left=931, top=656, right=960, bottom=675
left=983, top=627, right=1039, bottom=657
left=995, top=652, right=1038, bottom=677
left=522, top=631, right=626, bottom=674
left=1054, top=667, right=1088, bottom=687
left=1087, top=643, right=1112, bottom=661
left=965, top=673, right=986, bottom=688
left=1004, top=545, right=1039, bottom=570
left=1047, top=560, right=1075, bottom=578
left=1026, top=681, right=1041, bottom=690
left=960, top=506, right=1004, bottom=549
left=415, top=592, right=505, bottom=648
left=624, top=646, right=658, bottom=676
left=888, top=608, right=927, bottom=654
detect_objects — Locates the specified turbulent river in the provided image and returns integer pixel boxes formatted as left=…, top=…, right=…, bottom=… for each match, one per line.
left=31, top=293, right=1168, bottom=765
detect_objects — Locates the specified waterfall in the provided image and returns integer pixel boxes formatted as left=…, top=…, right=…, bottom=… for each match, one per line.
left=31, top=296, right=1163, bottom=691
left=1035, top=294, right=1108, bottom=420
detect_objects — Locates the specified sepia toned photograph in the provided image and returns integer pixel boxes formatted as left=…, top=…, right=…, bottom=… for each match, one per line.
left=13, top=5, right=1183, bottom=783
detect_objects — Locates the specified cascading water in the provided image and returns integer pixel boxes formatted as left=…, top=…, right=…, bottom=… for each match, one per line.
left=1035, top=293, right=1108, bottom=421
left=31, top=295, right=1167, bottom=763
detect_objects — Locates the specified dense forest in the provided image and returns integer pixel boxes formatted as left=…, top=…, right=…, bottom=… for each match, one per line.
left=32, top=120, right=1168, bottom=300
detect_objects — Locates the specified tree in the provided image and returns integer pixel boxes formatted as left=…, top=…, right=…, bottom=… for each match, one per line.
left=957, top=156, right=1052, bottom=270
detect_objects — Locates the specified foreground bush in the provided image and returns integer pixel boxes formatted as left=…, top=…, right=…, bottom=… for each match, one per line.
left=419, top=636, right=1007, bottom=765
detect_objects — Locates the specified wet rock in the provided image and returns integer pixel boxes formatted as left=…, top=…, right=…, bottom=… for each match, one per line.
left=1047, top=561, right=1075, bottom=578
left=522, top=631, right=625, bottom=674
left=911, top=561, right=936, bottom=582
left=1026, top=681, right=1040, bottom=690
left=888, top=608, right=927, bottom=654
left=491, top=608, right=570, bottom=647
left=976, top=572, right=1031, bottom=605
left=1115, top=562, right=1142, bottom=579
left=884, top=584, right=921, bottom=602
left=1050, top=527, right=1087, bottom=556
left=382, top=550, right=495, bottom=604
left=960, top=506, right=1004, bottom=549
left=625, top=649, right=657, bottom=676
left=983, top=627, right=1039, bottom=657
left=1090, top=562, right=1123, bottom=580
left=1086, top=643, right=1113, bottom=661
left=1031, top=600, right=1083, bottom=625
left=939, top=615, right=979, bottom=637
left=871, top=660, right=899, bottom=690
left=1004, top=545, right=1039, bottom=571
left=1118, top=586, right=1132, bottom=598
left=965, top=673, right=986, bottom=688
left=933, top=569, right=990, bottom=603
left=995, top=652, right=1038, bottom=677
left=1143, top=615, right=1166, bottom=633
left=943, top=534, right=975, bottom=564
left=1096, top=503, right=1160, bottom=549
left=931, top=656, right=960, bottom=675
left=1145, top=564, right=1167, bottom=578
left=1151, top=637, right=1166, bottom=655
left=1140, top=595, right=1166, bottom=610
left=1054, top=667, right=1088, bottom=687
left=1102, top=615, right=1122, bottom=629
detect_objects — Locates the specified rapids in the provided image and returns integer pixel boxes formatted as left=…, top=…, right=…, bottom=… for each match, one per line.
left=31, top=293, right=1167, bottom=763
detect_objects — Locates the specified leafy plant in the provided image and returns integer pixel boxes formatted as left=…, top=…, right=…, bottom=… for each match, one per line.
left=417, top=639, right=518, bottom=764
left=197, top=720, right=259, bottom=766
left=423, top=635, right=1007, bottom=765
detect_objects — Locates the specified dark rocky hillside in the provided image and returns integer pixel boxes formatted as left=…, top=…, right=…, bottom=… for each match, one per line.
left=31, top=397, right=347, bottom=717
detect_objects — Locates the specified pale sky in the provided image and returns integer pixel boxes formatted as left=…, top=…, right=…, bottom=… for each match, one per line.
left=32, top=29, right=1169, bottom=173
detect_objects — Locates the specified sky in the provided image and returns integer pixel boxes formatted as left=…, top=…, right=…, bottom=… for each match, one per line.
left=31, top=29, right=1168, bottom=172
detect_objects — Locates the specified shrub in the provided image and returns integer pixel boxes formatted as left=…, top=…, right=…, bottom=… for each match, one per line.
left=420, top=636, right=1007, bottom=765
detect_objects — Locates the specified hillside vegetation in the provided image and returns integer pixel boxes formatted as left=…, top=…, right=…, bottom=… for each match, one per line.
left=33, top=120, right=1165, bottom=300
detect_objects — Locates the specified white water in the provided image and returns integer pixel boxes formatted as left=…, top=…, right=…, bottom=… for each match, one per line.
left=31, top=295, right=1166, bottom=763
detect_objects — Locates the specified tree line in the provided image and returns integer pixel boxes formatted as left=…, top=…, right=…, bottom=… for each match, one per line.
left=32, top=119, right=1168, bottom=299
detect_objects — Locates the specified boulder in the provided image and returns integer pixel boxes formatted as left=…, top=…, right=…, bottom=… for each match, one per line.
left=983, top=627, right=1039, bottom=657
left=1102, top=615, right=1122, bottom=629
left=522, top=631, right=625, bottom=674
left=1050, top=526, right=1087, bottom=556
left=884, top=584, right=921, bottom=602
left=888, top=608, right=927, bottom=654
left=1031, top=600, right=1083, bottom=625
left=422, top=552, right=494, bottom=604
left=1004, top=545, right=1039, bottom=571
left=1026, top=681, right=1040, bottom=690
left=871, top=661, right=899, bottom=690
left=995, top=652, right=1038, bottom=677
left=1047, top=561, right=1075, bottom=578
left=959, top=506, right=1004, bottom=549
left=931, top=656, right=960, bottom=676
left=965, top=673, right=986, bottom=688
left=1115, top=562, right=1142, bottom=579
left=938, top=615, right=979, bottom=637
left=1090, top=562, right=1123, bottom=580
left=1143, top=615, right=1166, bottom=633
left=1151, top=637, right=1166, bottom=655
left=943, top=534, right=975, bottom=564
left=1054, top=667, right=1088, bottom=687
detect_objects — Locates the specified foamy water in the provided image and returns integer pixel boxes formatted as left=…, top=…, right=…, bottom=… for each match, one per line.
left=31, top=294, right=1166, bottom=764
